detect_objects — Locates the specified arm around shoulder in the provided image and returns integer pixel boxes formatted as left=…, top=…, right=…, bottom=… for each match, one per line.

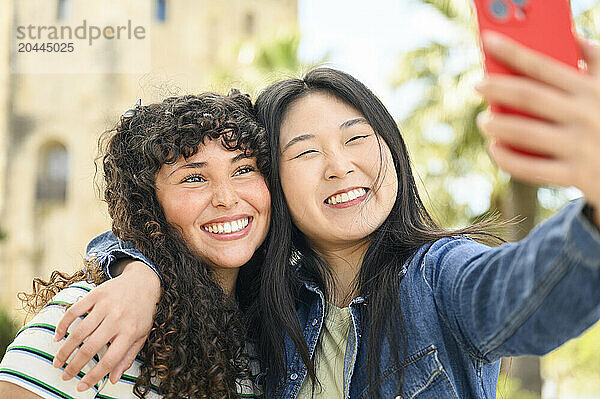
left=52, top=260, right=160, bottom=391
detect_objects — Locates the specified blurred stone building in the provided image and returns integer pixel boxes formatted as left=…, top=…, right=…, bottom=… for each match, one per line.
left=0, top=0, right=297, bottom=314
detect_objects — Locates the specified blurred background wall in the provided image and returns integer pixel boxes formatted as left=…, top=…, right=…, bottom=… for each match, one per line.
left=0, top=0, right=297, bottom=313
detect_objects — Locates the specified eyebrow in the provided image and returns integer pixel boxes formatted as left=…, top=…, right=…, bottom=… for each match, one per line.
left=281, top=118, right=370, bottom=153
left=281, top=133, right=315, bottom=153
left=168, top=152, right=252, bottom=177
left=339, top=117, right=369, bottom=129
left=231, top=152, right=252, bottom=163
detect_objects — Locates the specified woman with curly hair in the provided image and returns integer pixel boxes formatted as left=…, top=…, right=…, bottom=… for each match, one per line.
left=0, top=90, right=271, bottom=398
left=46, top=34, right=600, bottom=399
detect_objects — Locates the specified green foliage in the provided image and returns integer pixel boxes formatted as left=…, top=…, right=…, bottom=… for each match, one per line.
left=210, top=30, right=327, bottom=96
left=423, top=0, right=461, bottom=19
left=543, top=322, right=600, bottom=397
left=252, top=33, right=303, bottom=74
left=390, top=0, right=506, bottom=227
left=496, top=375, right=541, bottom=399
left=0, top=306, right=19, bottom=360
left=577, top=5, right=600, bottom=38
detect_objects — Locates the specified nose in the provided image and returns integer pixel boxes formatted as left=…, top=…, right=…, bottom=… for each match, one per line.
left=211, top=181, right=240, bottom=208
left=324, top=152, right=354, bottom=180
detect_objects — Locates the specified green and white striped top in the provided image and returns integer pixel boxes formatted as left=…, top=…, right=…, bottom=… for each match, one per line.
left=0, top=282, right=263, bottom=399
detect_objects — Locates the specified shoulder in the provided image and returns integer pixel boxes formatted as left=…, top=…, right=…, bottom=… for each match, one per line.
left=0, top=282, right=102, bottom=398
left=46, top=281, right=97, bottom=307
left=407, top=236, right=490, bottom=269
left=405, top=236, right=494, bottom=288
left=0, top=282, right=160, bottom=398
left=423, top=235, right=491, bottom=267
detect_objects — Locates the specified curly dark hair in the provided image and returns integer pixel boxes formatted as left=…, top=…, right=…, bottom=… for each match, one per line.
left=20, top=90, right=269, bottom=398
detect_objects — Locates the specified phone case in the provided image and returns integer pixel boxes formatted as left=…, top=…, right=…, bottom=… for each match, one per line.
left=473, top=0, right=581, bottom=76
left=472, top=0, right=583, bottom=156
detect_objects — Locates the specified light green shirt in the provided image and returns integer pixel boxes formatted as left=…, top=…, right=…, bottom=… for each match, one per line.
left=297, top=303, right=352, bottom=399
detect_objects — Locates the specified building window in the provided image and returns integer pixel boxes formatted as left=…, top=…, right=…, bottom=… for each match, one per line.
left=57, top=0, right=71, bottom=20
left=35, top=142, right=69, bottom=203
left=156, top=0, right=167, bottom=22
left=244, top=12, right=255, bottom=35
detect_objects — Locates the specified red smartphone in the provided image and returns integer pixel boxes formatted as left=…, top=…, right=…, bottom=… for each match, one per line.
left=472, top=0, right=583, bottom=156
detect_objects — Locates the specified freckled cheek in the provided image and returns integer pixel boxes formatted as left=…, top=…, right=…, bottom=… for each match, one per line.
left=238, top=178, right=271, bottom=216
left=160, top=191, right=210, bottom=228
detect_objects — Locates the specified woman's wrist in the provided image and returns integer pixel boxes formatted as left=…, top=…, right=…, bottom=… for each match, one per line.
left=121, top=260, right=162, bottom=301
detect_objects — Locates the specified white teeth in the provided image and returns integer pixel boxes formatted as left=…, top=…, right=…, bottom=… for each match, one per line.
left=203, top=218, right=250, bottom=234
left=326, top=188, right=367, bottom=205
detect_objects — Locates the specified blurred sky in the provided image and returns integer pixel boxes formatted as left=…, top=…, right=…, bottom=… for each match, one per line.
left=297, top=0, right=598, bottom=120
left=298, top=0, right=435, bottom=120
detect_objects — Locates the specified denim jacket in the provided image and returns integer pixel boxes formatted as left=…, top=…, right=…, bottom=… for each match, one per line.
left=87, top=199, right=600, bottom=398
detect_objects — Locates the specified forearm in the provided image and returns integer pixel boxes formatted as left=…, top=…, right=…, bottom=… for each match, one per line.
left=119, top=260, right=162, bottom=303
left=432, top=199, right=600, bottom=361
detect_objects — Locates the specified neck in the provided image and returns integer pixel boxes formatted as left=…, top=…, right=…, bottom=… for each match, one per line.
left=211, top=267, right=239, bottom=297
left=312, top=238, right=371, bottom=307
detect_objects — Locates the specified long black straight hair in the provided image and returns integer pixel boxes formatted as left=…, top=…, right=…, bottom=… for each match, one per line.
left=254, top=68, right=502, bottom=398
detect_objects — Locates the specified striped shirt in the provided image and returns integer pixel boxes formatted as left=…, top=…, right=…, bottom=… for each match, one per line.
left=0, top=282, right=263, bottom=399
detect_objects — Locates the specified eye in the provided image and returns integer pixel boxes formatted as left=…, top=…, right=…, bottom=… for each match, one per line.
left=181, top=174, right=205, bottom=184
left=345, top=135, right=371, bottom=144
left=233, top=165, right=255, bottom=176
left=293, top=149, right=318, bottom=159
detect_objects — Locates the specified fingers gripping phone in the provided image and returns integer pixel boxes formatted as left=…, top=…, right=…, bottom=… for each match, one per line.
left=472, top=0, right=583, bottom=155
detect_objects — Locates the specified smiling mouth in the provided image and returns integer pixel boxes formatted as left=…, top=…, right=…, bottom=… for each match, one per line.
left=202, top=217, right=251, bottom=235
left=325, top=187, right=368, bottom=206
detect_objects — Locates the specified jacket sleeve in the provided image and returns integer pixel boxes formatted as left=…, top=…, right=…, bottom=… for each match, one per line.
left=85, top=231, right=160, bottom=280
left=422, top=198, right=600, bottom=363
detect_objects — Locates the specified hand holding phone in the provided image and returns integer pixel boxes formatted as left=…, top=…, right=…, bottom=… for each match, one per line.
left=473, top=26, right=600, bottom=214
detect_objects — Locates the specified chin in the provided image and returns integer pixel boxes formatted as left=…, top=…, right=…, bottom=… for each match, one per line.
left=211, top=252, right=255, bottom=269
